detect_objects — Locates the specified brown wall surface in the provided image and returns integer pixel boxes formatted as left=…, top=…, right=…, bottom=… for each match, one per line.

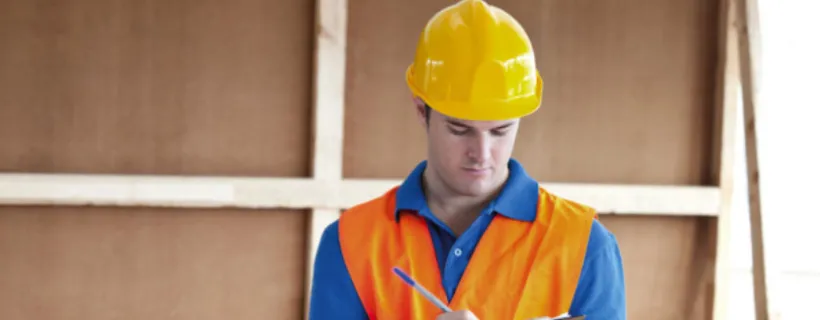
left=0, top=0, right=313, bottom=319
left=600, top=215, right=717, bottom=319
left=0, top=0, right=314, bottom=177
left=0, top=206, right=307, bottom=320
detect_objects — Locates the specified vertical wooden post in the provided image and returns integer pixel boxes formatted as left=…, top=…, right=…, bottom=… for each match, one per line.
left=688, top=0, right=740, bottom=317
left=735, top=0, right=777, bottom=318
left=304, top=0, right=348, bottom=317
left=710, top=0, right=741, bottom=318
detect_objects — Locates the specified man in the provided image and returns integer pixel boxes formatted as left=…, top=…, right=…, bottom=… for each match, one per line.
left=309, top=0, right=626, bottom=319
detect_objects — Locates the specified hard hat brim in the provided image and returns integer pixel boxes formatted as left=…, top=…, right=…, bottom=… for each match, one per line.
left=405, top=65, right=543, bottom=122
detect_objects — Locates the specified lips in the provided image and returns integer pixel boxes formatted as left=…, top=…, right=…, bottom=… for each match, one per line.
left=463, top=167, right=491, bottom=176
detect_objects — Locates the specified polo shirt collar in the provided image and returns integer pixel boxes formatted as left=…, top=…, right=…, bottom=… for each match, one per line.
left=394, top=158, right=540, bottom=222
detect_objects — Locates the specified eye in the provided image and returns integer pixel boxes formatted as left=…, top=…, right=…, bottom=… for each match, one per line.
left=449, top=127, right=469, bottom=135
left=447, top=124, right=470, bottom=135
left=491, top=128, right=509, bottom=136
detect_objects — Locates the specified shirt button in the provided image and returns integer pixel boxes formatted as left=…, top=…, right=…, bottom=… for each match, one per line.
left=454, top=248, right=463, bottom=257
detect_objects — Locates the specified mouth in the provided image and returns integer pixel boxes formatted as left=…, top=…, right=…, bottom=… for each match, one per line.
left=462, top=167, right=491, bottom=176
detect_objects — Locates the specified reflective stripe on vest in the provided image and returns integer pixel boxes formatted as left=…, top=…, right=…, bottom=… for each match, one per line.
left=338, top=186, right=597, bottom=320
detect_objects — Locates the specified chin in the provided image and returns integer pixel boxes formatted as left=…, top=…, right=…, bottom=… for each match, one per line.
left=455, top=181, right=494, bottom=197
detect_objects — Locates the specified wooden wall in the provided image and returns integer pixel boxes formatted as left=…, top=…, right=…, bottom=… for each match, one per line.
left=0, top=0, right=721, bottom=319
left=0, top=0, right=313, bottom=319
left=0, top=207, right=306, bottom=319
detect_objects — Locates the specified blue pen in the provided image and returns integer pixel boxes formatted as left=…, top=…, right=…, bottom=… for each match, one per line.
left=392, top=267, right=453, bottom=313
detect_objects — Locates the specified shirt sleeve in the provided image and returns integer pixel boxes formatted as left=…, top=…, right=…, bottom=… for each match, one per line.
left=308, top=220, right=369, bottom=320
left=568, top=219, right=627, bottom=320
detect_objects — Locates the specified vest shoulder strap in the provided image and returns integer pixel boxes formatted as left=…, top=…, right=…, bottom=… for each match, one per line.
left=337, top=186, right=412, bottom=318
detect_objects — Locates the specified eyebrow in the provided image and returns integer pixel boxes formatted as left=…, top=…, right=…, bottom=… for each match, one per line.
left=445, top=119, right=515, bottom=131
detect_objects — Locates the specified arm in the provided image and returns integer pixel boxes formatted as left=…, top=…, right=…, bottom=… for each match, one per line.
left=308, top=221, right=369, bottom=320
left=568, top=220, right=627, bottom=320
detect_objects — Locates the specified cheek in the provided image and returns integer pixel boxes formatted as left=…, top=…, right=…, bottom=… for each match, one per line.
left=491, top=136, right=516, bottom=158
left=438, top=138, right=466, bottom=161
left=431, top=135, right=467, bottom=164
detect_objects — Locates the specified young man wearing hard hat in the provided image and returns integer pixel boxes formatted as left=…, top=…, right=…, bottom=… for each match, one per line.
left=309, top=0, right=627, bottom=319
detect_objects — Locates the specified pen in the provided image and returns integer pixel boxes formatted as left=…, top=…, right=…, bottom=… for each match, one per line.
left=392, top=267, right=453, bottom=313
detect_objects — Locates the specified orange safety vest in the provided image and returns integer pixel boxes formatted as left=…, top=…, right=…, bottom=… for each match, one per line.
left=338, top=186, right=598, bottom=320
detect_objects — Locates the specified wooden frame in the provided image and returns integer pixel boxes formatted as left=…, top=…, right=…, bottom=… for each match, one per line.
left=708, top=0, right=741, bottom=318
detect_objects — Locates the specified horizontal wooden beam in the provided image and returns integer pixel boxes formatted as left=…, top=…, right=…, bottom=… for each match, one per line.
left=0, top=173, right=720, bottom=216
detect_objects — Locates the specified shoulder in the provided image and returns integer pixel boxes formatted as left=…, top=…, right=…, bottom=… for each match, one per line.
left=538, top=187, right=598, bottom=224
left=537, top=187, right=618, bottom=254
left=336, top=186, right=401, bottom=248
left=539, top=187, right=596, bottom=214
left=340, top=186, right=398, bottom=221
left=586, top=219, right=620, bottom=258
left=313, top=186, right=399, bottom=262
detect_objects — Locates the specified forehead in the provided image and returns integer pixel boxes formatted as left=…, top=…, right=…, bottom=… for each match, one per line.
left=442, top=116, right=518, bottom=130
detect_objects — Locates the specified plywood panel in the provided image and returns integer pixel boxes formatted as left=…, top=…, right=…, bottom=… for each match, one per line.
left=343, top=0, right=718, bottom=185
left=599, top=215, right=714, bottom=320
left=0, top=0, right=314, bottom=176
left=0, top=206, right=306, bottom=320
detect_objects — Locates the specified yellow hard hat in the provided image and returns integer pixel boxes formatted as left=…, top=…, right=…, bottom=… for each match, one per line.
left=406, top=0, right=543, bottom=121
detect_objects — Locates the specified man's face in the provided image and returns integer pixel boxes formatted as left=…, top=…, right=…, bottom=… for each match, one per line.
left=416, top=101, right=519, bottom=197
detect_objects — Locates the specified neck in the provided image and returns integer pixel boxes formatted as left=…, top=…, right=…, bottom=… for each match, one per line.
left=422, top=164, right=508, bottom=235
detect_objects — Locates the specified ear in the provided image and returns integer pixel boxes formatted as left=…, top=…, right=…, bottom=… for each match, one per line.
left=413, top=97, right=427, bottom=127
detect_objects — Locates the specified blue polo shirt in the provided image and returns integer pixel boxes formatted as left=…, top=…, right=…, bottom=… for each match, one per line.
left=309, top=159, right=626, bottom=319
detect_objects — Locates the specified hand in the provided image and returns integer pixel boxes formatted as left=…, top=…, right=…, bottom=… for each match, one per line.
left=435, top=310, right=479, bottom=320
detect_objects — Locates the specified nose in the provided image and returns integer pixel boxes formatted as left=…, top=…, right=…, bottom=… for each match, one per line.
left=467, top=132, right=492, bottom=163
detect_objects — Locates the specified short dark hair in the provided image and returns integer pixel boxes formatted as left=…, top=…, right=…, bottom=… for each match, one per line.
left=424, top=104, right=432, bottom=124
